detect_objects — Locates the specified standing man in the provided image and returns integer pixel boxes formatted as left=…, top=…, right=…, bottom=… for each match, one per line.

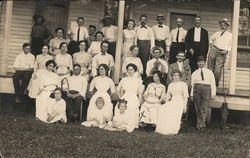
left=67, top=17, right=89, bottom=55
left=135, top=14, right=155, bottom=77
left=101, top=16, right=118, bottom=59
left=65, top=64, right=88, bottom=122
left=169, top=17, right=187, bottom=64
left=168, top=51, right=191, bottom=88
left=13, top=43, right=35, bottom=103
left=207, top=18, right=232, bottom=87
left=191, top=56, right=216, bottom=130
left=185, top=16, right=209, bottom=73
left=88, top=25, right=97, bottom=46
left=152, top=15, right=171, bottom=58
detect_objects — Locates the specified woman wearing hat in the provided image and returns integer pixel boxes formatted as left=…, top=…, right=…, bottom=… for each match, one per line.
left=207, top=18, right=232, bottom=87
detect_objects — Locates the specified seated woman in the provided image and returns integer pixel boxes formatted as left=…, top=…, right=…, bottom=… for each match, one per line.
left=55, top=42, right=73, bottom=80
left=105, top=99, right=134, bottom=133
left=122, top=45, right=143, bottom=78
left=28, top=44, right=53, bottom=99
left=116, top=63, right=144, bottom=129
left=155, top=69, right=189, bottom=135
left=47, top=88, right=67, bottom=123
left=49, top=27, right=69, bottom=56
left=81, top=97, right=112, bottom=128
left=139, top=71, right=166, bottom=127
left=87, top=64, right=115, bottom=121
left=87, top=31, right=104, bottom=57
left=36, top=60, right=61, bottom=122
left=73, top=40, right=92, bottom=79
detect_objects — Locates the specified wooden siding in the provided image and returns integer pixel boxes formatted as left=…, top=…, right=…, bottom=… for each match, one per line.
left=0, top=2, right=6, bottom=72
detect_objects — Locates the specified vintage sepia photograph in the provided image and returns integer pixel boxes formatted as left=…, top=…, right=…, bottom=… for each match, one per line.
left=0, top=0, right=249, bottom=157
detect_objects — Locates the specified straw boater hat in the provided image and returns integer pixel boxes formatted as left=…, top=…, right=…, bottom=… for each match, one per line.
left=150, top=47, right=164, bottom=56
left=219, top=18, right=230, bottom=26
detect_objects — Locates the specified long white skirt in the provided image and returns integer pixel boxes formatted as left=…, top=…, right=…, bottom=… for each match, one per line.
left=28, top=69, right=45, bottom=99
left=36, top=90, right=52, bottom=122
left=155, top=96, right=184, bottom=135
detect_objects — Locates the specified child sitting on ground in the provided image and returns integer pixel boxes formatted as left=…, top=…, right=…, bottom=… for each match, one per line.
left=81, top=97, right=112, bottom=128
left=105, top=99, right=134, bottom=133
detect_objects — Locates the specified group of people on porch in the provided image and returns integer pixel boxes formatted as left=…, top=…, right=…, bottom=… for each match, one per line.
left=12, top=14, right=232, bottom=135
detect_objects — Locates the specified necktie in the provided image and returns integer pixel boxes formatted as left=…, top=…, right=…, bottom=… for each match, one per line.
left=176, top=28, right=179, bottom=43
left=158, top=25, right=163, bottom=28
left=77, top=27, right=80, bottom=42
left=201, top=69, right=204, bottom=81
left=220, top=31, right=224, bottom=36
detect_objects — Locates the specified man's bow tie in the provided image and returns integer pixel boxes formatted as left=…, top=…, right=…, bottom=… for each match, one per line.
left=158, top=25, right=163, bottom=28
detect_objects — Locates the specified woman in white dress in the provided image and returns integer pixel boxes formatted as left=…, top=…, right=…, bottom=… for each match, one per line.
left=36, top=60, right=61, bottom=122
left=46, top=88, right=67, bottom=123
left=87, top=64, right=115, bottom=121
left=55, top=42, right=73, bottom=81
left=117, top=63, right=144, bottom=128
left=73, top=40, right=92, bottom=77
left=28, top=44, right=53, bottom=98
left=156, top=69, right=189, bottom=135
left=122, top=45, right=143, bottom=78
left=122, top=19, right=137, bottom=59
left=139, top=71, right=166, bottom=126
left=49, top=28, right=69, bottom=56
left=87, top=31, right=104, bottom=57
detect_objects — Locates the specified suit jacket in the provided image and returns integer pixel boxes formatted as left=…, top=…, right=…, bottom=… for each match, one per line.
left=167, top=60, right=191, bottom=87
left=185, top=27, right=209, bottom=58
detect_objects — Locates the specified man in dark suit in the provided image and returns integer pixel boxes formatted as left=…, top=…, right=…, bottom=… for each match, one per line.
left=168, top=51, right=191, bottom=88
left=185, top=16, right=209, bottom=73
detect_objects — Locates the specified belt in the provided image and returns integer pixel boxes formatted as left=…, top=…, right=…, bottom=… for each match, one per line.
left=195, top=83, right=210, bottom=86
left=172, top=42, right=184, bottom=44
left=155, top=39, right=165, bottom=42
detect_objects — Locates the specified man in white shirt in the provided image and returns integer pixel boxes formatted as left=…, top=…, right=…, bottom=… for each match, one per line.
left=135, top=14, right=155, bottom=77
left=185, top=16, right=209, bottom=73
left=168, top=51, right=191, bottom=87
left=67, top=17, right=89, bottom=54
left=207, top=18, right=232, bottom=87
left=146, top=47, right=168, bottom=84
left=13, top=43, right=35, bottom=103
left=169, top=18, right=187, bottom=64
left=65, top=64, right=88, bottom=122
left=191, top=56, right=216, bottom=130
left=152, top=15, right=170, bottom=57
left=92, top=41, right=115, bottom=77
left=101, top=16, right=118, bottom=59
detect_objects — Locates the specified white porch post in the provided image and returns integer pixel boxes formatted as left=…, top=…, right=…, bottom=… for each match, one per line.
left=229, top=0, right=240, bottom=94
left=0, top=0, right=13, bottom=76
left=114, top=0, right=125, bottom=84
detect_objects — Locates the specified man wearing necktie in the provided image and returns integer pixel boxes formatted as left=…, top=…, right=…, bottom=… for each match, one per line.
left=135, top=15, right=155, bottom=80
left=191, top=56, right=216, bottom=130
left=169, top=18, right=187, bottom=65
left=207, top=18, right=232, bottom=87
left=185, top=16, right=209, bottom=73
left=152, top=15, right=171, bottom=58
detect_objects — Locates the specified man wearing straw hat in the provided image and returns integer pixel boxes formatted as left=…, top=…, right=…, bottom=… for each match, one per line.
left=207, top=18, right=232, bottom=87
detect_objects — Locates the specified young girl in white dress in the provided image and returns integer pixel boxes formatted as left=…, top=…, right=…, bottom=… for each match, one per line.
left=139, top=71, right=166, bottom=126
left=87, top=31, right=104, bottom=57
left=122, top=45, right=143, bottom=78
left=55, top=42, right=73, bottom=81
left=117, top=63, right=144, bottom=129
left=87, top=64, right=115, bottom=122
left=156, top=69, right=189, bottom=135
left=28, top=44, right=53, bottom=98
left=81, top=97, right=112, bottom=128
left=36, top=60, right=61, bottom=122
left=46, top=88, right=67, bottom=123
left=106, top=99, right=134, bottom=133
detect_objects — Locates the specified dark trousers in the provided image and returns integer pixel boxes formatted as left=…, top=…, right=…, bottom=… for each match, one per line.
left=31, top=38, right=44, bottom=56
left=193, top=84, right=211, bottom=128
left=186, top=42, right=201, bottom=73
left=137, top=40, right=151, bottom=76
left=169, top=42, right=185, bottom=64
left=155, top=40, right=166, bottom=54
left=108, top=42, right=116, bottom=59
left=66, top=95, right=86, bottom=121
left=68, top=41, right=80, bottom=55
left=13, top=71, right=33, bottom=97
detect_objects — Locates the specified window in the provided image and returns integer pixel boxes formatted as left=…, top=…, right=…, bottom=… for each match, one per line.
left=237, top=4, right=250, bottom=68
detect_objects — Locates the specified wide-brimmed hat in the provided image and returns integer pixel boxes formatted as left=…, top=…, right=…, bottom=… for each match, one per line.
left=150, top=47, right=164, bottom=56
left=197, top=56, right=206, bottom=62
left=156, top=14, right=164, bottom=20
left=219, top=18, right=230, bottom=26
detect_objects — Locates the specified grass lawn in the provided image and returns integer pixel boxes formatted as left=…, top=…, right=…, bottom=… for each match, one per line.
left=0, top=95, right=249, bottom=158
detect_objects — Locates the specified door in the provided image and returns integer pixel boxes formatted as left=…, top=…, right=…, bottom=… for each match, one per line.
left=170, top=12, right=197, bottom=31
left=35, top=1, right=69, bottom=37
